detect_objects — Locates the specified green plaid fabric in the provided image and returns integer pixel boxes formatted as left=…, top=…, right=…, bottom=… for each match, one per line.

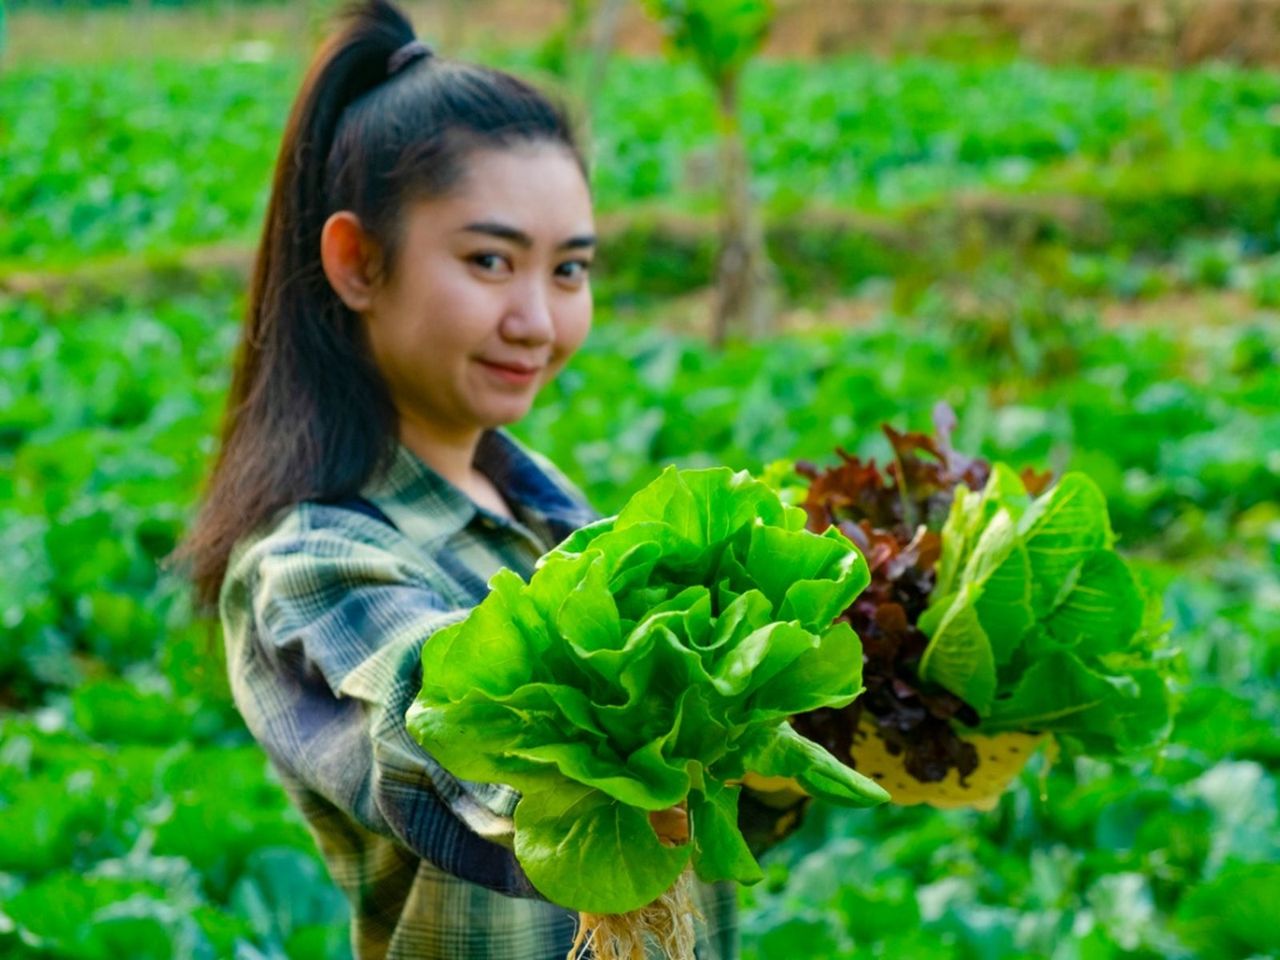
left=220, top=429, right=797, bottom=959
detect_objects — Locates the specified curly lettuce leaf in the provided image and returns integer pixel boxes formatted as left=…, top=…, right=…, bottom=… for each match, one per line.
left=408, top=466, right=885, bottom=914
left=688, top=780, right=763, bottom=886
left=514, top=779, right=692, bottom=915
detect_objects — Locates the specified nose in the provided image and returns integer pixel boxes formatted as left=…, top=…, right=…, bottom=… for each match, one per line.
left=500, top=275, right=555, bottom=346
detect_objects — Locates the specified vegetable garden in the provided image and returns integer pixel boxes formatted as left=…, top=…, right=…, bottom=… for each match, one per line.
left=1, top=2, right=1278, bottom=957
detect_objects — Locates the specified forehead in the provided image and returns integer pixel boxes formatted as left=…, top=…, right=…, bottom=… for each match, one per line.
left=407, top=142, right=593, bottom=240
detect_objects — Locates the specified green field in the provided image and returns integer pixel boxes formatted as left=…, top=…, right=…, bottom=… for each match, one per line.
left=2, top=11, right=1278, bottom=959
left=7, top=52, right=1280, bottom=266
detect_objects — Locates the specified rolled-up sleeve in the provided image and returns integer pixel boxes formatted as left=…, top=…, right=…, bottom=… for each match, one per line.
left=220, top=523, right=542, bottom=899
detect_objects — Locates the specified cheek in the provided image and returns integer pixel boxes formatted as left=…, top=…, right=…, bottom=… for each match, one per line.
left=554, top=298, right=593, bottom=358
left=400, top=273, right=492, bottom=356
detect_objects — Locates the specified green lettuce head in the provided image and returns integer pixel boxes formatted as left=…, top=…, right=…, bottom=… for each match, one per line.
left=920, top=465, right=1176, bottom=754
left=408, top=466, right=888, bottom=914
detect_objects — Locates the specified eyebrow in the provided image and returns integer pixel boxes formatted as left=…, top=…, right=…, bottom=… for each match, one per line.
left=459, top=220, right=596, bottom=252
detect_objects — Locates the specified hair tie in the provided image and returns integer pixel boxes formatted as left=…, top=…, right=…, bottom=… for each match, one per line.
left=388, top=39, right=432, bottom=77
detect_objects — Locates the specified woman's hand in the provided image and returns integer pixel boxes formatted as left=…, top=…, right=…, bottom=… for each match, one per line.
left=648, top=804, right=689, bottom=847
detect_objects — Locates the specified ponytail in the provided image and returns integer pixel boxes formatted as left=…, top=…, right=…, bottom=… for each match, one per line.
left=172, top=0, right=583, bottom=612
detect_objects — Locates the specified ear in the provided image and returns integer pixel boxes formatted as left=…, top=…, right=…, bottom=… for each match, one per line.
left=321, top=211, right=381, bottom=312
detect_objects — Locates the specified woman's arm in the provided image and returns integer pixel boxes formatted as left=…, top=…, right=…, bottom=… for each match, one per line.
left=220, top=519, right=541, bottom=898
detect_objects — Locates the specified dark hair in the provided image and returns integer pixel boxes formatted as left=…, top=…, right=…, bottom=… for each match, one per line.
left=171, top=0, right=585, bottom=612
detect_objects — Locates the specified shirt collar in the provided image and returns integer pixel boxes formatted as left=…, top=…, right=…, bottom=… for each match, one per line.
left=360, top=429, right=595, bottom=547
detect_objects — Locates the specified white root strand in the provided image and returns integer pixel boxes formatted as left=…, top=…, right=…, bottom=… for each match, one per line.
left=568, top=868, right=701, bottom=960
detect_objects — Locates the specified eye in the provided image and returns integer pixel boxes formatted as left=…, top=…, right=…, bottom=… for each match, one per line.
left=469, top=252, right=511, bottom=274
left=556, top=259, right=592, bottom=283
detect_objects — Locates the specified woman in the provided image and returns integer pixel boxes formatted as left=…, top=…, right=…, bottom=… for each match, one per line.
left=175, top=2, right=798, bottom=957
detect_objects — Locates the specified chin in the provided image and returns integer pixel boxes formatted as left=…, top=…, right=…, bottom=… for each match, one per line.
left=478, top=398, right=536, bottom=427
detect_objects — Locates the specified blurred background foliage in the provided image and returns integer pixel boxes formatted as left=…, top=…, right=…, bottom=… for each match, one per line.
left=1, top=0, right=1279, bottom=957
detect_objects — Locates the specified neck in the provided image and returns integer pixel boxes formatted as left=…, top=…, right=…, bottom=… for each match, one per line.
left=398, top=415, right=486, bottom=492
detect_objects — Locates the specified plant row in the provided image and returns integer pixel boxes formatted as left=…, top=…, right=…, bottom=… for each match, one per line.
left=7, top=54, right=1280, bottom=267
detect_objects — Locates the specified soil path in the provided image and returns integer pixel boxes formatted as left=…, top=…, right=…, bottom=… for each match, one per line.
left=9, top=0, right=1280, bottom=67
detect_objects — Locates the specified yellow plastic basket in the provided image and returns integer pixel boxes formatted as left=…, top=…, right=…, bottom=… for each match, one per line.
left=744, top=718, right=1051, bottom=812
left=849, top=717, right=1050, bottom=811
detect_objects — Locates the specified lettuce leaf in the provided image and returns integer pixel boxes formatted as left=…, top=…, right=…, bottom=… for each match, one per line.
left=407, top=466, right=889, bottom=914
left=918, top=469, right=1174, bottom=755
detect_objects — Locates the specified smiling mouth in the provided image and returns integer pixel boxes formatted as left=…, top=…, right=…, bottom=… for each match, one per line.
left=476, top=359, right=544, bottom=384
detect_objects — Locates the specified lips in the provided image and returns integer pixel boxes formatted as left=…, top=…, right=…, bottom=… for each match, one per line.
left=476, top=358, right=544, bottom=385
left=480, top=360, right=541, bottom=374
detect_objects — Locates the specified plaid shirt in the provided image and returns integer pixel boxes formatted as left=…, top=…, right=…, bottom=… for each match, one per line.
left=220, top=429, right=800, bottom=960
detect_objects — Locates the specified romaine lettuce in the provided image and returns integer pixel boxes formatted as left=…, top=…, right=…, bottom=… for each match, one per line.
left=919, top=467, right=1173, bottom=754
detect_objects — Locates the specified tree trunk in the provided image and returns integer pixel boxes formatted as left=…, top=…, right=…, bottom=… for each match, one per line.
left=711, top=74, right=776, bottom=348
left=581, top=0, right=627, bottom=118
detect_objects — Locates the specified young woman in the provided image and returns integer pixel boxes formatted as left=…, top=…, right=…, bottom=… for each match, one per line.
left=176, top=2, right=798, bottom=957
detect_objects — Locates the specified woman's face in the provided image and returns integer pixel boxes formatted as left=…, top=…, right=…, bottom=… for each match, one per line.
left=361, top=141, right=595, bottom=446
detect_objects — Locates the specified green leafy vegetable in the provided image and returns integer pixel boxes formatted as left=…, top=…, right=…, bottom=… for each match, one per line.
left=408, top=466, right=888, bottom=915
left=919, top=467, right=1175, bottom=754
left=787, top=408, right=1178, bottom=786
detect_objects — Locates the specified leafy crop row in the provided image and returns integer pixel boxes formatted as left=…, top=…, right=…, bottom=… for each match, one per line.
left=0, top=266, right=1276, bottom=955
left=7, top=54, right=1280, bottom=266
